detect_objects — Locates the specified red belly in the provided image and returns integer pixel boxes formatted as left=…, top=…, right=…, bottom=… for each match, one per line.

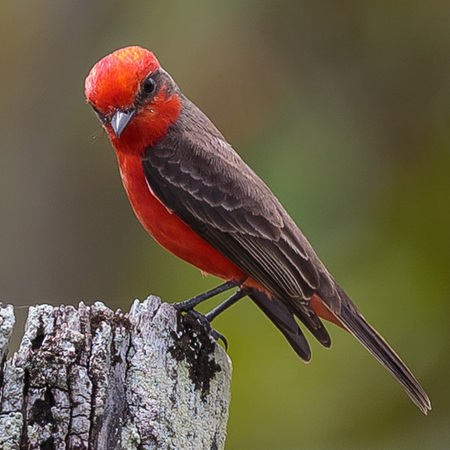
left=117, top=153, right=247, bottom=282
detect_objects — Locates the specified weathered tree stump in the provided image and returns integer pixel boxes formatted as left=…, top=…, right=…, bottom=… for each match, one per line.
left=0, top=297, right=232, bottom=449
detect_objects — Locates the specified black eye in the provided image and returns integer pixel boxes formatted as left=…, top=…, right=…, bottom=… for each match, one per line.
left=143, top=77, right=156, bottom=94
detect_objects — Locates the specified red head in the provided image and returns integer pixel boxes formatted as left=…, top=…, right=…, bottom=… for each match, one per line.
left=85, top=46, right=182, bottom=154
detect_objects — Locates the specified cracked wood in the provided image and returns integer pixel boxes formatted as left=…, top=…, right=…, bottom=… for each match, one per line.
left=0, top=298, right=231, bottom=450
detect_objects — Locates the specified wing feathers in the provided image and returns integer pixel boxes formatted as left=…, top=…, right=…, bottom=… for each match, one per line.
left=146, top=140, right=320, bottom=302
left=140, top=99, right=429, bottom=411
left=142, top=104, right=335, bottom=345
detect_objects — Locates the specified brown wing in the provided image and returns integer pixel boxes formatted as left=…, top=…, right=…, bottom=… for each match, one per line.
left=142, top=101, right=331, bottom=346
left=142, top=99, right=431, bottom=413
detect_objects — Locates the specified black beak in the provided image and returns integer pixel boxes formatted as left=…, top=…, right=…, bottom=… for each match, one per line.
left=110, top=109, right=136, bottom=137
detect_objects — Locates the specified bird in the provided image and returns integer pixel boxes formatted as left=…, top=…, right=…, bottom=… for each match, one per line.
left=85, top=46, right=431, bottom=414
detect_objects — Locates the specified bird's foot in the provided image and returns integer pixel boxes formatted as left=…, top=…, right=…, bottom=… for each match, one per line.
left=181, top=308, right=228, bottom=350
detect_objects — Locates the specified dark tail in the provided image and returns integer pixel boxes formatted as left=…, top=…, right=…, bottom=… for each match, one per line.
left=319, top=284, right=431, bottom=414
left=249, top=291, right=313, bottom=362
left=250, top=285, right=431, bottom=414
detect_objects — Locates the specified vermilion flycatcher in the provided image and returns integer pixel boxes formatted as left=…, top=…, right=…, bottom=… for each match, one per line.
left=85, top=46, right=430, bottom=413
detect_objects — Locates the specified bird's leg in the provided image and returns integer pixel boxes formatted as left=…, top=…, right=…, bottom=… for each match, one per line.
left=173, top=279, right=241, bottom=311
left=184, top=287, right=252, bottom=350
left=206, top=287, right=251, bottom=322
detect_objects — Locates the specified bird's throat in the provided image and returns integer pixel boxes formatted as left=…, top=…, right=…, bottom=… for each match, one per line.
left=111, top=93, right=182, bottom=156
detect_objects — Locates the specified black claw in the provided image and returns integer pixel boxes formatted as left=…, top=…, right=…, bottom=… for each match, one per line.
left=210, top=329, right=228, bottom=350
left=186, top=309, right=210, bottom=330
left=185, top=310, right=228, bottom=349
left=171, top=281, right=248, bottom=351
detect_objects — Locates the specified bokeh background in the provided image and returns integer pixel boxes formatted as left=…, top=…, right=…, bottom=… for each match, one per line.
left=1, top=1, right=449, bottom=448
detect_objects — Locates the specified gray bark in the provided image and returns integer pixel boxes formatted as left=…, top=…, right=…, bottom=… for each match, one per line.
left=0, top=297, right=232, bottom=449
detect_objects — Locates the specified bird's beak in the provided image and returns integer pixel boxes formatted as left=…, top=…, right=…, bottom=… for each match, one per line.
left=110, top=108, right=136, bottom=137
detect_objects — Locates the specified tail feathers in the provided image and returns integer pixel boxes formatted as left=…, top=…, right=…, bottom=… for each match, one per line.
left=325, top=289, right=431, bottom=414
left=249, top=284, right=431, bottom=414
left=287, top=300, right=331, bottom=348
left=250, top=291, right=312, bottom=362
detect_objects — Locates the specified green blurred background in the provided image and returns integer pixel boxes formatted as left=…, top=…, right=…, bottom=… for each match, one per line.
left=1, top=1, right=449, bottom=448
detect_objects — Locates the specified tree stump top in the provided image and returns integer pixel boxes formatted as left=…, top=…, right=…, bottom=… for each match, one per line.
left=0, top=297, right=232, bottom=450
